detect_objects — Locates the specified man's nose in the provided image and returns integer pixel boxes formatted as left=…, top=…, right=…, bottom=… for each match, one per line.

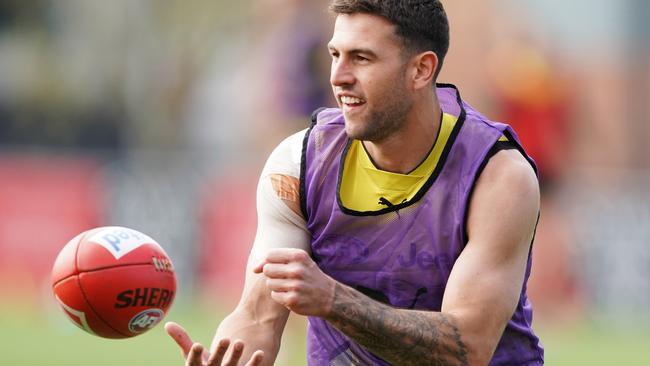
left=330, top=59, right=355, bottom=87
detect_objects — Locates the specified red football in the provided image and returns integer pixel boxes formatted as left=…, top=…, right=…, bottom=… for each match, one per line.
left=51, top=226, right=177, bottom=338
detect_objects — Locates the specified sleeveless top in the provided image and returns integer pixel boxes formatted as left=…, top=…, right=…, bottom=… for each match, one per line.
left=300, top=84, right=544, bottom=365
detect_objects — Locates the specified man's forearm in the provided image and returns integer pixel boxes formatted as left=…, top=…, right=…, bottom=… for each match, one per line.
left=325, top=283, right=470, bottom=366
left=213, top=306, right=288, bottom=366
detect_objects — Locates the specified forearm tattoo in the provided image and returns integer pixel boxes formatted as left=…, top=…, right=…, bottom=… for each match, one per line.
left=326, top=283, right=469, bottom=366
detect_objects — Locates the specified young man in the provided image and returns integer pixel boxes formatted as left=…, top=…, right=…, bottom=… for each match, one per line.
left=166, top=1, right=544, bottom=365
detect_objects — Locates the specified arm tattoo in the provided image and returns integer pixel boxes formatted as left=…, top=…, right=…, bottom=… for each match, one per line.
left=325, top=283, right=469, bottom=366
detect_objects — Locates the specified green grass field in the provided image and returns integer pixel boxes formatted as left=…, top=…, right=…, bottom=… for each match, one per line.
left=0, top=300, right=307, bottom=366
left=2, top=301, right=649, bottom=365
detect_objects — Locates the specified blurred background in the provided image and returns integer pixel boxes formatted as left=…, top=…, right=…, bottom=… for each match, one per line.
left=0, top=0, right=648, bottom=364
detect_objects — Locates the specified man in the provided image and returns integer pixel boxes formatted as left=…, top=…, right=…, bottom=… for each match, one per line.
left=166, top=1, right=544, bottom=365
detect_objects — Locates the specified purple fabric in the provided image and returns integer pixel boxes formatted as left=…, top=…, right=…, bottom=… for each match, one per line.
left=302, top=84, right=544, bottom=365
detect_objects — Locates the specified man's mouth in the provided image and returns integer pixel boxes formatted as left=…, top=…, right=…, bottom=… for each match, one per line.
left=340, top=95, right=366, bottom=107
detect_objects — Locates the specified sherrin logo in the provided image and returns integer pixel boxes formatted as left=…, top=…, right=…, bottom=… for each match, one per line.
left=88, top=226, right=158, bottom=259
left=128, top=308, right=164, bottom=333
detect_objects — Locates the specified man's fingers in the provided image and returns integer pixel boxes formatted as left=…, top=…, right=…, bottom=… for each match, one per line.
left=252, top=260, right=266, bottom=274
left=222, top=340, right=245, bottom=366
left=165, top=322, right=194, bottom=358
left=265, top=278, right=297, bottom=292
left=270, top=290, right=295, bottom=308
left=206, top=338, right=230, bottom=366
left=253, top=248, right=310, bottom=274
left=261, top=263, right=293, bottom=279
left=166, top=323, right=265, bottom=366
left=187, top=343, right=205, bottom=366
left=165, top=322, right=209, bottom=365
left=267, top=248, right=309, bottom=262
left=244, top=350, right=265, bottom=366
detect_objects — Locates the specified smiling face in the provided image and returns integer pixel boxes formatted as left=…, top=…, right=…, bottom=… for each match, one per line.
left=328, top=13, right=414, bottom=142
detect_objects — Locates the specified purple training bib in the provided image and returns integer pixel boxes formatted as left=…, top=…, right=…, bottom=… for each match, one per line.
left=300, top=84, right=544, bottom=365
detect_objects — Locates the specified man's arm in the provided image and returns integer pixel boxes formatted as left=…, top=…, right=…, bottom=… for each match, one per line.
left=167, top=130, right=310, bottom=366
left=257, top=149, right=539, bottom=366
left=212, top=131, right=311, bottom=365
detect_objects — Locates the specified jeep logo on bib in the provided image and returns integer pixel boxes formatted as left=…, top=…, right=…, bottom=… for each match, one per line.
left=128, top=309, right=164, bottom=333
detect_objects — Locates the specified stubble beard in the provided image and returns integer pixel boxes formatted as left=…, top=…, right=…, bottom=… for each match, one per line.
left=344, top=64, right=413, bottom=143
left=345, top=95, right=412, bottom=143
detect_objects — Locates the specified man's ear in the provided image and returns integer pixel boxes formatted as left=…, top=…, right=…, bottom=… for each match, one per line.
left=410, top=51, right=438, bottom=90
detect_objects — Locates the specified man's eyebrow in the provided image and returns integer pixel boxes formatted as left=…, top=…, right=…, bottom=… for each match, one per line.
left=327, top=44, right=378, bottom=57
left=350, top=48, right=377, bottom=57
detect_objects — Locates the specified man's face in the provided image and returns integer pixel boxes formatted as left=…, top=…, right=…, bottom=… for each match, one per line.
left=328, top=13, right=413, bottom=142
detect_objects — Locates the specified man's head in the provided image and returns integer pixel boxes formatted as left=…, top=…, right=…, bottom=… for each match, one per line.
left=327, top=1, right=449, bottom=142
left=329, top=0, right=449, bottom=79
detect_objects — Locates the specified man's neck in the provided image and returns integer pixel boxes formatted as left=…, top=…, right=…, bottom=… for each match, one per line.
left=363, top=96, right=442, bottom=174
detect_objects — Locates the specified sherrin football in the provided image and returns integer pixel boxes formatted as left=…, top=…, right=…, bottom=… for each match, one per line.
left=51, top=226, right=177, bottom=338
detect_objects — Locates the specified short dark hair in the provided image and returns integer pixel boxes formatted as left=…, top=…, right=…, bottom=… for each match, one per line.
left=329, top=0, right=450, bottom=79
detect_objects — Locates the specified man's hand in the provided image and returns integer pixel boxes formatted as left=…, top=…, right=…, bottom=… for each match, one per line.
left=165, top=322, right=264, bottom=366
left=253, top=248, right=336, bottom=317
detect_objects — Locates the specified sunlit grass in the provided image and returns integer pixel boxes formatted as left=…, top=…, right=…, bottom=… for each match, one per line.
left=0, top=301, right=306, bottom=366
left=1, top=301, right=648, bottom=365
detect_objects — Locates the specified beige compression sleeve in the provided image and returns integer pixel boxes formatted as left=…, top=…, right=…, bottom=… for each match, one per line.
left=250, top=129, right=311, bottom=263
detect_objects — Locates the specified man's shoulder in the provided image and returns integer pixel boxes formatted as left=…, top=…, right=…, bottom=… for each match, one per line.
left=262, top=105, right=343, bottom=177
left=479, top=148, right=539, bottom=203
left=262, top=129, right=308, bottom=178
